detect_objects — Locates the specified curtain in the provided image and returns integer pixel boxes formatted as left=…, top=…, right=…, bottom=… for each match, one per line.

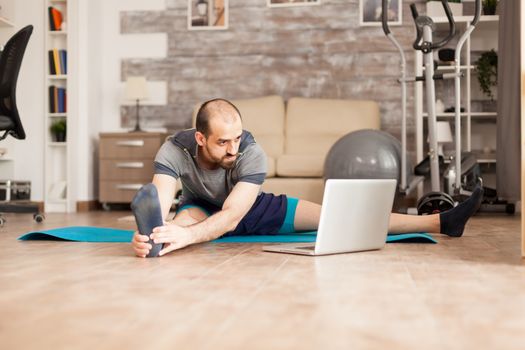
left=496, top=0, right=521, bottom=201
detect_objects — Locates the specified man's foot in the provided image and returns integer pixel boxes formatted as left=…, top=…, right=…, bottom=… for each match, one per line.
left=439, top=185, right=484, bottom=237
left=131, top=183, right=164, bottom=257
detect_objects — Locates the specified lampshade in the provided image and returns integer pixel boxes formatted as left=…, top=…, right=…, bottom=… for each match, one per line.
left=436, top=121, right=453, bottom=143
left=125, top=76, right=149, bottom=100
left=197, top=0, right=208, bottom=16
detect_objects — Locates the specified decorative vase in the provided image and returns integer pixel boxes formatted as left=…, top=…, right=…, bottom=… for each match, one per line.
left=53, top=131, right=66, bottom=142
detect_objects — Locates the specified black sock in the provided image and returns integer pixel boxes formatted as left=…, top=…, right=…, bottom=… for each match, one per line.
left=439, top=185, right=484, bottom=237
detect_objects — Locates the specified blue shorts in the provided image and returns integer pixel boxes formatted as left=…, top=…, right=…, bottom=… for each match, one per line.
left=177, top=193, right=299, bottom=236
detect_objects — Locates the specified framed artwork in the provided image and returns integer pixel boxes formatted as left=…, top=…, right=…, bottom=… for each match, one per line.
left=359, top=0, right=402, bottom=26
left=188, top=0, right=228, bottom=30
left=267, top=0, right=320, bottom=8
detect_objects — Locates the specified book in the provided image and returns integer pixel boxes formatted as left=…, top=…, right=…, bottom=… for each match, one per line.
left=52, top=49, right=60, bottom=75
left=49, top=85, right=56, bottom=113
left=59, top=50, right=67, bottom=75
left=48, top=7, right=55, bottom=31
left=57, top=88, right=65, bottom=113
left=50, top=7, right=63, bottom=31
left=48, top=50, right=56, bottom=75
left=59, top=50, right=64, bottom=76
left=54, top=86, right=59, bottom=114
left=56, top=88, right=61, bottom=113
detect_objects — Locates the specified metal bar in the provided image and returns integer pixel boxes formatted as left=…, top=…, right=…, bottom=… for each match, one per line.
left=423, top=26, right=440, bottom=192
left=116, top=184, right=143, bottom=191
left=386, top=33, right=407, bottom=191
left=116, top=140, right=145, bottom=147
left=454, top=20, right=478, bottom=191
left=115, top=162, right=144, bottom=169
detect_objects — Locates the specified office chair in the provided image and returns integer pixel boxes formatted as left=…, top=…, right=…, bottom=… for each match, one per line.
left=0, top=25, right=44, bottom=227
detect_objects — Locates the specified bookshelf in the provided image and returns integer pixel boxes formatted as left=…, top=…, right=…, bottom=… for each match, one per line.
left=44, top=0, right=70, bottom=212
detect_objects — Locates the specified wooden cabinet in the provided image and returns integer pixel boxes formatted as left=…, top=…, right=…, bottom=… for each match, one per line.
left=99, top=132, right=167, bottom=205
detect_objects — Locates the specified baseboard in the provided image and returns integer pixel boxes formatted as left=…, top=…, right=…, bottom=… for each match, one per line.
left=76, top=200, right=100, bottom=212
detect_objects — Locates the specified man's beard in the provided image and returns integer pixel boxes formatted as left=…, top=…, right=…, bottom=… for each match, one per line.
left=218, top=155, right=237, bottom=169
left=201, top=144, right=238, bottom=170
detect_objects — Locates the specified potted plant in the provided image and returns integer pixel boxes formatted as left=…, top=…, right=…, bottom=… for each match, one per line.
left=475, top=49, right=498, bottom=100
left=482, top=0, right=497, bottom=15
left=50, top=119, right=66, bottom=142
left=427, top=0, right=463, bottom=18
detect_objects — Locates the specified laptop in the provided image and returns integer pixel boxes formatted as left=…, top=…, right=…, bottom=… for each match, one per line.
left=262, top=179, right=397, bottom=256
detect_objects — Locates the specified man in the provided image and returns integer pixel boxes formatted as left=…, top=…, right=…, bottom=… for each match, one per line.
left=132, top=99, right=483, bottom=258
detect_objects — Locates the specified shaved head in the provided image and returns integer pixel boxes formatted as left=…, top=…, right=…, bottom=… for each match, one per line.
left=196, top=99, right=242, bottom=137
left=194, top=98, right=244, bottom=170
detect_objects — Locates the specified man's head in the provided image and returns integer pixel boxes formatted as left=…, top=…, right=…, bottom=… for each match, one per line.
left=195, top=98, right=243, bottom=170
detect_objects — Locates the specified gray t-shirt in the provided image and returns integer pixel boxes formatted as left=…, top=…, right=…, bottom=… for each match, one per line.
left=154, top=129, right=267, bottom=207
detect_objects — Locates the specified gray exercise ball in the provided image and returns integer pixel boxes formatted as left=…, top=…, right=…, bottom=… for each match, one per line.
left=324, top=129, right=410, bottom=183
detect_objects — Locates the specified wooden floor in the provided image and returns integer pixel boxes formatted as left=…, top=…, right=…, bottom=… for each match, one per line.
left=0, top=211, right=524, bottom=350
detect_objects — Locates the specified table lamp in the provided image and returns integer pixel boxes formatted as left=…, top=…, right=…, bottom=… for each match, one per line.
left=125, top=76, right=149, bottom=132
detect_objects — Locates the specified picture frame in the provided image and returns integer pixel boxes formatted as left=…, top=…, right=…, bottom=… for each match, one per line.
left=359, top=0, right=402, bottom=26
left=267, top=0, right=321, bottom=8
left=188, top=0, right=228, bottom=30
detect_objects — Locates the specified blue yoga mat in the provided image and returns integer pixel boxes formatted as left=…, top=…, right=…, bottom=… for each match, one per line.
left=18, top=226, right=437, bottom=244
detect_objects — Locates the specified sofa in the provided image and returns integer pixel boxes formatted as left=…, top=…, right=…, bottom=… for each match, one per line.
left=193, top=95, right=380, bottom=204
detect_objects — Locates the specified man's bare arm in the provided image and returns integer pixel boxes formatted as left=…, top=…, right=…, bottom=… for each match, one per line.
left=185, top=181, right=260, bottom=244
left=152, top=174, right=177, bottom=221
left=149, top=181, right=260, bottom=255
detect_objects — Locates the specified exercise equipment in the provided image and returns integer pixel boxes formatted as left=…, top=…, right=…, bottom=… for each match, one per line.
left=18, top=226, right=438, bottom=244
left=324, top=129, right=411, bottom=184
left=416, top=191, right=455, bottom=215
left=381, top=0, right=489, bottom=215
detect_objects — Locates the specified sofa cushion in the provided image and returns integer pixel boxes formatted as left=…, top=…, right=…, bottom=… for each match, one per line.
left=231, top=95, right=284, bottom=159
left=285, top=98, right=380, bottom=156
left=193, top=96, right=285, bottom=159
left=262, top=178, right=325, bottom=204
left=276, top=154, right=325, bottom=177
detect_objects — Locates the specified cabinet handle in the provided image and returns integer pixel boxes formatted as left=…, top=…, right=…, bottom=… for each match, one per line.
left=116, top=140, right=144, bottom=147
left=115, top=162, right=144, bottom=169
left=116, top=184, right=143, bottom=191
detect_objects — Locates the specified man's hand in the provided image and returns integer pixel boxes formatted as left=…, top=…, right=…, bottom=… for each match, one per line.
left=131, top=231, right=152, bottom=258
left=131, top=181, right=260, bottom=258
left=150, top=222, right=195, bottom=256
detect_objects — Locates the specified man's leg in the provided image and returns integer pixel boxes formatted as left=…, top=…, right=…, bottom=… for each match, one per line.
left=293, top=200, right=321, bottom=231
left=293, top=200, right=439, bottom=233
left=293, top=184, right=483, bottom=236
left=388, top=213, right=439, bottom=233
left=169, top=207, right=209, bottom=227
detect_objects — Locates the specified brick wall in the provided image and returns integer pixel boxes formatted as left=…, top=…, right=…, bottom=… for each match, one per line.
left=121, top=0, right=427, bottom=156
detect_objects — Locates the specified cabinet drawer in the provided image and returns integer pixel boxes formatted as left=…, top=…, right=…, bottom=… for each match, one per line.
left=99, top=181, right=147, bottom=203
left=99, top=136, right=163, bottom=159
left=99, top=159, right=154, bottom=181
